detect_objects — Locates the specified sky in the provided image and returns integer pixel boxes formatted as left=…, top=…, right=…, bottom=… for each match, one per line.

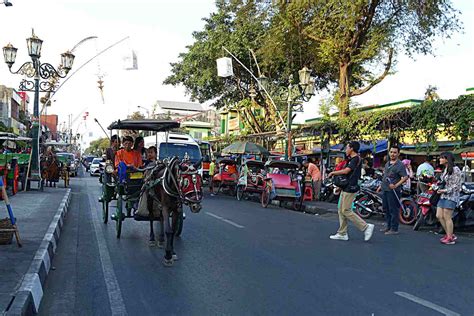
left=0, top=0, right=472, bottom=148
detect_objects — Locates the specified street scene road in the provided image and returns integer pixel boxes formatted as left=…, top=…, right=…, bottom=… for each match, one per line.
left=37, top=171, right=474, bottom=316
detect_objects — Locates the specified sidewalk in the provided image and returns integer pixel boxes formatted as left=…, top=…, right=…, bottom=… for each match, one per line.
left=0, top=187, right=71, bottom=315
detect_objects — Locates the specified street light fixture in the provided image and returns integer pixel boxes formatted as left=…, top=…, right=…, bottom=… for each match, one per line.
left=258, top=66, right=317, bottom=160
left=2, top=29, right=75, bottom=189
left=137, top=105, right=151, bottom=118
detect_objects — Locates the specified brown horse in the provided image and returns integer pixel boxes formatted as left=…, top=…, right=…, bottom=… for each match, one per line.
left=40, top=154, right=60, bottom=187
left=144, top=157, right=203, bottom=266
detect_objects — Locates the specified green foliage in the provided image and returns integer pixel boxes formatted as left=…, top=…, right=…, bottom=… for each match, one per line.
left=325, top=95, right=474, bottom=151
left=85, top=137, right=109, bottom=156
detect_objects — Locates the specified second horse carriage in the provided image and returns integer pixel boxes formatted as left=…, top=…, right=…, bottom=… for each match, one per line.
left=103, top=119, right=203, bottom=266
left=260, top=160, right=304, bottom=211
left=236, top=159, right=265, bottom=201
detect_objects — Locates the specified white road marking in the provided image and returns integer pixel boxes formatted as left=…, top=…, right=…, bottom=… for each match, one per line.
left=206, top=212, right=244, bottom=228
left=394, top=291, right=460, bottom=316
left=88, top=193, right=128, bottom=316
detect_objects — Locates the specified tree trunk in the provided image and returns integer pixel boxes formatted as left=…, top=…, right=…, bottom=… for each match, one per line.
left=338, top=61, right=351, bottom=118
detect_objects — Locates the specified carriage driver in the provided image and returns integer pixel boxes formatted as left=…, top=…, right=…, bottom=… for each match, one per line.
left=114, top=136, right=143, bottom=170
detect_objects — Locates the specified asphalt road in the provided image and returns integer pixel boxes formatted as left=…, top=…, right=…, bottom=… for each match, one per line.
left=39, top=169, right=474, bottom=315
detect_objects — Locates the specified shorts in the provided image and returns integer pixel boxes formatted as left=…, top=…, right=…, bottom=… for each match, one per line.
left=437, top=198, right=457, bottom=210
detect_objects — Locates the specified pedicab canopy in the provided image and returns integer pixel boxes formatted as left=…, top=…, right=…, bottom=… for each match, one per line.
left=107, top=119, right=180, bottom=132
left=222, top=141, right=270, bottom=156
left=265, top=160, right=301, bottom=170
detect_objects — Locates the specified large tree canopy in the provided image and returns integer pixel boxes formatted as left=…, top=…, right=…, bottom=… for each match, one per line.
left=165, top=0, right=462, bottom=126
left=272, top=0, right=461, bottom=116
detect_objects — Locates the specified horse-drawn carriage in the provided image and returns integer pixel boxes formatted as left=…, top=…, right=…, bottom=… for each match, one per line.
left=260, top=160, right=304, bottom=211
left=106, top=119, right=203, bottom=266
left=0, top=133, right=31, bottom=195
left=41, top=142, right=73, bottom=188
left=236, top=159, right=265, bottom=201
left=210, top=158, right=238, bottom=195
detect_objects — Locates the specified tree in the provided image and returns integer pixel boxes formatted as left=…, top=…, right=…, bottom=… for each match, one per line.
left=270, top=0, right=461, bottom=117
left=164, top=0, right=287, bottom=132
left=424, top=85, right=440, bottom=101
left=124, top=111, right=146, bottom=137
left=85, top=137, right=109, bottom=156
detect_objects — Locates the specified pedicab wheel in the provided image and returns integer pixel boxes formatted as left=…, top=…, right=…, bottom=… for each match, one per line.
left=236, top=185, right=244, bottom=201
left=175, top=212, right=184, bottom=237
left=399, top=200, right=418, bottom=225
left=293, top=196, right=303, bottom=212
left=261, top=187, right=271, bottom=208
left=102, top=200, right=109, bottom=224
left=353, top=195, right=372, bottom=219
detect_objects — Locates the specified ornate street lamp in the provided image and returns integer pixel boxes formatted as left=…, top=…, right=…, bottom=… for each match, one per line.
left=2, top=29, right=75, bottom=189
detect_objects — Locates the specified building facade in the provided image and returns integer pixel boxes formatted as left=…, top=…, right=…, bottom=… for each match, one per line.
left=0, top=85, right=27, bottom=135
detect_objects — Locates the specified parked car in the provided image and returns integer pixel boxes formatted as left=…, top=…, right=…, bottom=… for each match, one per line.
left=56, top=152, right=78, bottom=177
left=89, top=157, right=104, bottom=176
left=82, top=155, right=97, bottom=172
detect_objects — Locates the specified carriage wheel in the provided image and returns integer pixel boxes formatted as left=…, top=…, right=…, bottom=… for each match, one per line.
left=236, top=185, right=244, bottom=201
left=261, top=186, right=271, bottom=208
left=175, top=212, right=184, bottom=237
left=102, top=201, right=109, bottom=224
left=115, top=196, right=124, bottom=238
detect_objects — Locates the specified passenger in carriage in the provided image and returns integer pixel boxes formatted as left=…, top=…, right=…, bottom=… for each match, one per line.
left=115, top=136, right=143, bottom=170
left=133, top=136, right=146, bottom=161
left=144, top=146, right=157, bottom=167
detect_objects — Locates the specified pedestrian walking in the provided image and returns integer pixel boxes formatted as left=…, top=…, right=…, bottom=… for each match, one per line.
left=436, top=152, right=462, bottom=245
left=303, top=159, right=321, bottom=200
left=328, top=141, right=374, bottom=241
left=377, top=145, right=408, bottom=235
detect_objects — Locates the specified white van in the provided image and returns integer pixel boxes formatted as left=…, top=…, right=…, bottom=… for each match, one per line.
left=144, top=132, right=202, bottom=166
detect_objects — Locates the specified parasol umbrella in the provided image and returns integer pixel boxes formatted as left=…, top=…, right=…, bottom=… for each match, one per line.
left=222, top=141, right=270, bottom=156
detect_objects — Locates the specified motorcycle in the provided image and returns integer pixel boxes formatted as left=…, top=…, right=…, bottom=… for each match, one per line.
left=413, top=181, right=474, bottom=231
left=319, top=178, right=339, bottom=203
left=353, top=182, right=417, bottom=224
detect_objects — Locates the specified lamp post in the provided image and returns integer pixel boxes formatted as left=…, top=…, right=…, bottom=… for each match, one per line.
left=137, top=105, right=151, bottom=118
left=3, top=29, right=75, bottom=188
left=259, top=66, right=315, bottom=160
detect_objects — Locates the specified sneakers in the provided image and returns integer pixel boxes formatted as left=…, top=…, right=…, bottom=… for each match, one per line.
left=384, top=230, right=399, bottom=235
left=330, top=233, right=349, bottom=241
left=364, top=224, right=375, bottom=241
left=440, top=234, right=457, bottom=242
left=441, top=236, right=455, bottom=245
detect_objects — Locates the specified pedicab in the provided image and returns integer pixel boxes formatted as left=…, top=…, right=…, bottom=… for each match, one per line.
left=0, top=133, right=31, bottom=195
left=107, top=119, right=203, bottom=244
left=260, top=160, right=304, bottom=211
left=99, top=157, right=116, bottom=224
left=210, top=158, right=238, bottom=195
left=236, top=159, right=265, bottom=201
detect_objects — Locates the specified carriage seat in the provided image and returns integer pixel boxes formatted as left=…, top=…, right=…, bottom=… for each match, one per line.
left=268, top=174, right=296, bottom=189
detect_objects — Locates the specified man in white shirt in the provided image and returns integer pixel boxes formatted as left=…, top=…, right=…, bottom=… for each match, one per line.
left=416, top=156, right=434, bottom=193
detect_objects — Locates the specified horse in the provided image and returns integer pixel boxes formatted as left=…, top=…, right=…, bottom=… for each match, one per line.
left=143, top=156, right=203, bottom=266
left=40, top=154, right=60, bottom=187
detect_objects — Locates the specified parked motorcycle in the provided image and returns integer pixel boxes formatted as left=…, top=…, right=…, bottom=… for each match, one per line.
left=353, top=185, right=417, bottom=224
left=319, top=178, right=339, bottom=203
left=413, top=181, right=474, bottom=231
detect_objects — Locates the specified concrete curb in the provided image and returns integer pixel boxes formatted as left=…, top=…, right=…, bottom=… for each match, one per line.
left=5, top=189, right=72, bottom=316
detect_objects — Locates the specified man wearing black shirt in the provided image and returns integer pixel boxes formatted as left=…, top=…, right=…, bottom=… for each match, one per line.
left=328, top=141, right=374, bottom=241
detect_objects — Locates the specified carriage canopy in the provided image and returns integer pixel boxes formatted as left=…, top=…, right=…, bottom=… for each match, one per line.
left=108, top=119, right=180, bottom=132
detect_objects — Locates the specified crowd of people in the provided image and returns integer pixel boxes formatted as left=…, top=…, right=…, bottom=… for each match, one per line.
left=106, top=135, right=158, bottom=170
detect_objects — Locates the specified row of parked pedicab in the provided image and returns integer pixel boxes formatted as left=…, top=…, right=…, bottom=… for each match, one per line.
left=210, top=158, right=306, bottom=211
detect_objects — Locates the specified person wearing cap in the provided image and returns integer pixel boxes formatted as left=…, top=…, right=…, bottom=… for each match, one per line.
left=328, top=141, right=375, bottom=242
left=115, top=136, right=143, bottom=169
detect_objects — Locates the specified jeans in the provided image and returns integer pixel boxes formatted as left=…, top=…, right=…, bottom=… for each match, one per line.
left=382, top=190, right=400, bottom=231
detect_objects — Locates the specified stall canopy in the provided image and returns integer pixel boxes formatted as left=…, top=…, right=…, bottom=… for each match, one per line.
left=329, top=140, right=388, bottom=154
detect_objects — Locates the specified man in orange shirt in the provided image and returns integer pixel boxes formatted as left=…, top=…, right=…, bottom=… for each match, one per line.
left=303, top=159, right=321, bottom=201
left=115, top=136, right=143, bottom=170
